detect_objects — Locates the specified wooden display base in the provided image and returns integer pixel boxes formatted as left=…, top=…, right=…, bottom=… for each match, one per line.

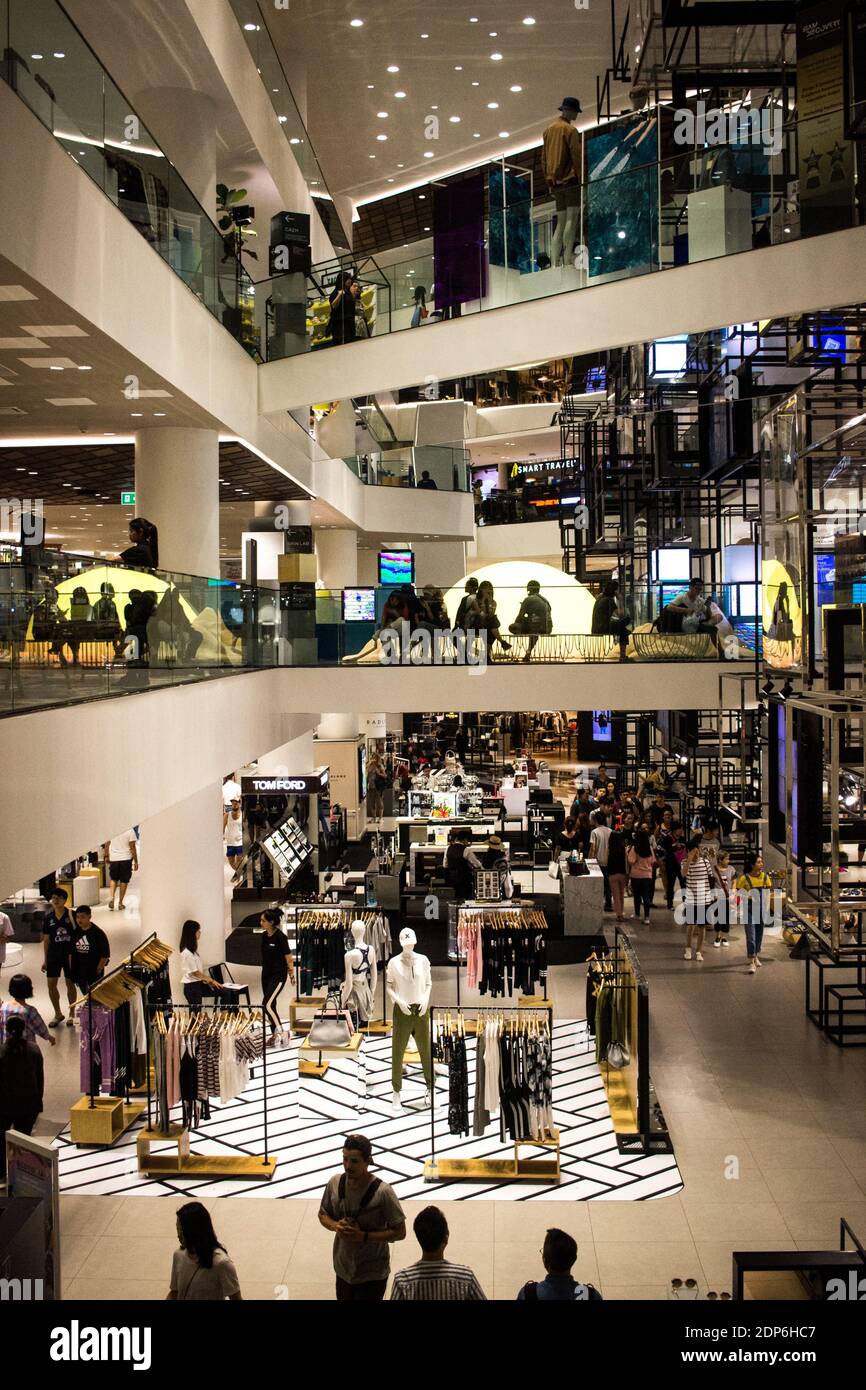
left=299, top=1059, right=330, bottom=1077
left=361, top=1019, right=392, bottom=1034
left=136, top=1124, right=276, bottom=1179
left=288, top=995, right=327, bottom=1034
left=519, top=995, right=552, bottom=1008
left=424, top=1131, right=560, bottom=1183
left=70, top=1097, right=146, bottom=1147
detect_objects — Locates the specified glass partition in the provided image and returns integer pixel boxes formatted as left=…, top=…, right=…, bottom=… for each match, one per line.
left=1, top=0, right=257, bottom=355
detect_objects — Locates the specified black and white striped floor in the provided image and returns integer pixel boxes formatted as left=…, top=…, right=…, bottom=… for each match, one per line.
left=54, top=1021, right=682, bottom=1201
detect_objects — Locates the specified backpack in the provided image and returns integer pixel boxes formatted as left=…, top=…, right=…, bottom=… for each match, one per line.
left=523, top=1279, right=602, bottom=1301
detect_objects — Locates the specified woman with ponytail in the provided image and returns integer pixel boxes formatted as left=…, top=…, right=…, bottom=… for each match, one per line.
left=118, top=517, right=159, bottom=569
left=0, top=1014, right=44, bottom=1177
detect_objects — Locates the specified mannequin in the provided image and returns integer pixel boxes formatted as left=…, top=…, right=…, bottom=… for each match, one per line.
left=386, top=927, right=433, bottom=1113
left=542, top=96, right=582, bottom=267
left=342, top=918, right=378, bottom=1026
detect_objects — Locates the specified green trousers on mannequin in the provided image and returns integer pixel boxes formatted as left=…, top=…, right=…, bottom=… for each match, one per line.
left=391, top=1004, right=433, bottom=1091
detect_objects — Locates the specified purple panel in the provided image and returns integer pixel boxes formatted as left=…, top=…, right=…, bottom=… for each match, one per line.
left=432, top=172, right=487, bottom=311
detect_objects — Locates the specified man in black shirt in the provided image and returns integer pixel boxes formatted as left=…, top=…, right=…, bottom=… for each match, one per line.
left=648, top=791, right=674, bottom=828
left=42, top=888, right=77, bottom=1026
left=71, top=906, right=111, bottom=992
left=416, top=470, right=438, bottom=490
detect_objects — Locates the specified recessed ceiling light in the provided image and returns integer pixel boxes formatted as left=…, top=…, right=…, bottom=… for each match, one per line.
left=367, top=84, right=375, bottom=89
left=523, top=16, right=536, bottom=25
left=449, top=115, right=461, bottom=123
left=423, top=151, right=434, bottom=158
left=473, top=132, right=481, bottom=137
left=455, top=66, right=463, bottom=71
left=243, top=22, right=258, bottom=30
left=387, top=64, right=399, bottom=73
left=53, top=52, right=65, bottom=58
left=489, top=33, right=498, bottom=38
left=431, top=104, right=438, bottom=110
left=130, top=411, right=143, bottom=416
left=510, top=85, right=523, bottom=93
left=397, top=163, right=405, bottom=168
left=418, top=193, right=426, bottom=199
left=31, top=53, right=43, bottom=59
left=617, top=230, right=626, bottom=239
left=376, top=133, right=387, bottom=140
left=77, top=365, right=91, bottom=370
left=154, top=411, right=166, bottom=416
left=487, top=102, right=499, bottom=109
left=377, top=111, right=388, bottom=117
left=472, top=81, right=480, bottom=86
left=499, top=130, right=509, bottom=138
left=490, top=52, right=503, bottom=61
left=387, top=178, right=395, bottom=182
left=369, top=154, right=376, bottom=158
left=278, top=115, right=287, bottom=123
left=289, top=137, right=300, bottom=144
left=470, top=17, right=478, bottom=22
left=394, top=90, right=406, bottom=98
left=350, top=18, right=364, bottom=27
left=421, top=33, right=429, bottom=39
left=424, top=226, right=430, bottom=231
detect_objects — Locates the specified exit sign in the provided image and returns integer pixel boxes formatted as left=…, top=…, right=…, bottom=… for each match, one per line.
left=121, top=491, right=136, bottom=506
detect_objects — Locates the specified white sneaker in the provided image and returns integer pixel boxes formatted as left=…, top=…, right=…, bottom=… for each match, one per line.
left=713, top=938, right=721, bottom=948
left=754, top=956, right=762, bottom=968
left=391, top=1091, right=403, bottom=1116
left=684, top=949, right=692, bottom=960
left=721, top=938, right=729, bottom=948
left=749, top=961, right=757, bottom=974
left=695, top=952, right=704, bottom=962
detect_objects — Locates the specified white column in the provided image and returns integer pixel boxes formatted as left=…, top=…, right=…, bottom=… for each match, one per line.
left=133, top=88, right=218, bottom=216
left=316, top=528, right=358, bottom=586
left=138, top=782, right=227, bottom=996
left=134, top=427, right=220, bottom=577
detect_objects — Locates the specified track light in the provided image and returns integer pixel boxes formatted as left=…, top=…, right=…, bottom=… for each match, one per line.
left=780, top=678, right=794, bottom=701
left=761, top=677, right=775, bottom=698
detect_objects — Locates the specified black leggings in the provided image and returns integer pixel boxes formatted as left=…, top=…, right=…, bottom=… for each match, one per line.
left=262, top=973, right=286, bottom=1036
left=184, top=982, right=218, bottom=1011
left=632, top=879, right=653, bottom=919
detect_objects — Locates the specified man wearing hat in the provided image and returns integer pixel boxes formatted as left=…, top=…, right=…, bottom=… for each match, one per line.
left=543, top=97, right=583, bottom=267
left=481, top=835, right=514, bottom=900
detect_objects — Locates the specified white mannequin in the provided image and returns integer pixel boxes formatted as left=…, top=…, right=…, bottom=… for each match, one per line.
left=342, top=919, right=378, bottom=1024
left=386, top=927, right=433, bottom=1113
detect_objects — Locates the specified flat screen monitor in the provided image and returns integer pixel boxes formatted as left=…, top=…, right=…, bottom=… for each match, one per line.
left=592, top=710, right=613, bottom=742
left=654, top=548, right=692, bottom=582
left=379, top=550, right=415, bottom=586
left=342, top=587, right=376, bottom=622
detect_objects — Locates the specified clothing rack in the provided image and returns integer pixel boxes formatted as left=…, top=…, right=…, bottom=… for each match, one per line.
left=424, top=1004, right=558, bottom=1183
left=453, top=900, right=549, bottom=1006
left=140, top=1002, right=276, bottom=1181
left=586, top=929, right=672, bottom=1154
left=68, top=933, right=171, bottom=1146
left=288, top=903, right=387, bottom=1024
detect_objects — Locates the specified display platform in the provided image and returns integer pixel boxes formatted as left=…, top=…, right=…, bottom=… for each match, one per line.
left=53, top=1021, right=682, bottom=1202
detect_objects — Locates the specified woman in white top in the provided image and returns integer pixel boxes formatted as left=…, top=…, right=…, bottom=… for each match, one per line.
left=167, top=1202, right=241, bottom=1301
left=178, top=920, right=225, bottom=1010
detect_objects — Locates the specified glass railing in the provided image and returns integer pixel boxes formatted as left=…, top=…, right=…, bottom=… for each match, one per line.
left=314, top=582, right=761, bottom=666
left=259, top=98, right=866, bottom=361
left=343, top=444, right=470, bottom=492
left=0, top=0, right=258, bottom=356
left=0, top=548, right=285, bottom=715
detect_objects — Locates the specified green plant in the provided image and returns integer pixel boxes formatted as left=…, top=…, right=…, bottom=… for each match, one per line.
left=216, top=184, right=258, bottom=264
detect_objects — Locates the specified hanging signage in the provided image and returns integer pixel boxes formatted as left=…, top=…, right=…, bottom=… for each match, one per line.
left=120, top=491, right=136, bottom=506
left=797, top=0, right=856, bottom=236
left=242, top=768, right=329, bottom=796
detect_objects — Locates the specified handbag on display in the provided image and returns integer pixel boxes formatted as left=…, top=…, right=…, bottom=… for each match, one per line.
left=605, top=1040, right=629, bottom=1070
left=307, top=994, right=355, bottom=1048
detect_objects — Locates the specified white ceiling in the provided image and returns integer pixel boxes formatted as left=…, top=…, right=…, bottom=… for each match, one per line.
left=266, top=1, right=617, bottom=203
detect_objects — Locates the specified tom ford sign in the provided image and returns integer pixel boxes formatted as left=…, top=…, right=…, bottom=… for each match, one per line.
left=242, top=768, right=329, bottom=796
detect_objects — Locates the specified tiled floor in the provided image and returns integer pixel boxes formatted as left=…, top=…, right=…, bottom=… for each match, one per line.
left=8, top=801, right=866, bottom=1300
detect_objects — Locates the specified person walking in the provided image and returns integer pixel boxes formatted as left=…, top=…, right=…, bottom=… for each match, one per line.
left=260, top=908, right=294, bottom=1045
left=366, top=750, right=388, bottom=823
left=318, top=1134, right=406, bottom=1301
left=71, top=906, right=110, bottom=993
left=327, top=271, right=358, bottom=345
left=102, top=828, right=138, bottom=911
left=0, top=1015, right=44, bottom=1179
left=684, top=834, right=715, bottom=961
left=589, top=811, right=613, bottom=913
left=607, top=828, right=628, bottom=923
left=410, top=285, right=429, bottom=328
left=391, top=1207, right=486, bottom=1300
left=628, top=828, right=657, bottom=922
left=178, top=920, right=225, bottom=1010
left=738, top=851, right=773, bottom=974
left=167, top=1202, right=242, bottom=1300
left=223, top=798, right=244, bottom=865
left=712, top=850, right=735, bottom=948
left=41, top=888, right=77, bottom=1027
left=658, top=819, right=686, bottom=909
left=0, top=975, right=55, bottom=1049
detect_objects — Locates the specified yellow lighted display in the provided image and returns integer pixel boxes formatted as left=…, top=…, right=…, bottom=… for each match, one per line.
left=761, top=558, right=802, bottom=636
left=444, top=561, right=596, bottom=634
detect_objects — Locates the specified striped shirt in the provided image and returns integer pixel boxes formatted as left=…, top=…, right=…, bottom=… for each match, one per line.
left=390, top=1259, right=486, bottom=1301
left=0, top=1002, right=50, bottom=1045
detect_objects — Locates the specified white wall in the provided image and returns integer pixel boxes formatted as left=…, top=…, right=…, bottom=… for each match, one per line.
left=0, top=672, right=316, bottom=899
left=260, top=225, right=866, bottom=412
left=312, top=459, right=476, bottom=540
left=469, top=520, right=563, bottom=566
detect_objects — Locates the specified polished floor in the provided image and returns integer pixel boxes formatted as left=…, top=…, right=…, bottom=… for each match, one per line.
left=7, top=872, right=866, bottom=1300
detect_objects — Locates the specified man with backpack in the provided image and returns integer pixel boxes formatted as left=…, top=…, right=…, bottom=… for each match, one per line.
left=318, top=1134, right=406, bottom=1300
left=517, top=1228, right=603, bottom=1301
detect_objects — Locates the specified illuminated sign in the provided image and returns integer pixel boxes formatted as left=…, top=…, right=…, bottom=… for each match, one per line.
left=241, top=768, right=329, bottom=796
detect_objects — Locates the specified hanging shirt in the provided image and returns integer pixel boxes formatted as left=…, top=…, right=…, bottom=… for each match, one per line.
left=386, top=952, right=431, bottom=1008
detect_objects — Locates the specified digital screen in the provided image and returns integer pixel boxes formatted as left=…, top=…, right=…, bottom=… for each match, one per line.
left=585, top=366, right=606, bottom=392
left=655, top=548, right=692, bottom=582
left=651, top=335, right=688, bottom=377
left=342, top=587, right=376, bottom=622
left=379, top=550, right=415, bottom=586
left=815, top=324, right=845, bottom=361
left=592, top=710, right=612, bottom=742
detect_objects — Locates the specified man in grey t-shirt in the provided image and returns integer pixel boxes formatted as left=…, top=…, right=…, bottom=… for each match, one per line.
left=318, top=1134, right=406, bottom=1300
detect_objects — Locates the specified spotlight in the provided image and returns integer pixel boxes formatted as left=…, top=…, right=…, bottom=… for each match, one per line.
left=760, top=677, right=775, bottom=698
left=780, top=678, right=794, bottom=701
